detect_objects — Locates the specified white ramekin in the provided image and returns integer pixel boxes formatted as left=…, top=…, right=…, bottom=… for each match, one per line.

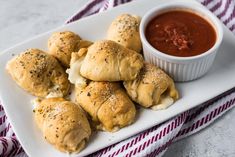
left=140, top=2, right=223, bottom=82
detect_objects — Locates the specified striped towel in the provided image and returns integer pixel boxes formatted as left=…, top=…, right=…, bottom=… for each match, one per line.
left=1, top=0, right=235, bottom=156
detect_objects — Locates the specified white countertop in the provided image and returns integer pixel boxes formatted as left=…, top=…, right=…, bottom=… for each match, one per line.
left=0, top=0, right=235, bottom=157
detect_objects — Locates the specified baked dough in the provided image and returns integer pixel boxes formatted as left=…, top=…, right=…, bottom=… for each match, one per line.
left=34, top=98, right=91, bottom=153
left=107, top=14, right=142, bottom=53
left=6, top=49, right=70, bottom=97
left=75, top=82, right=136, bottom=132
left=124, top=63, right=179, bottom=110
left=48, top=31, right=92, bottom=67
left=80, top=40, right=144, bottom=81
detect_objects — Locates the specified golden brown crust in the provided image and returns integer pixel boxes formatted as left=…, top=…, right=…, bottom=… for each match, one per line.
left=48, top=31, right=92, bottom=67
left=124, top=63, right=179, bottom=109
left=34, top=98, right=91, bottom=153
left=6, top=49, right=70, bottom=97
left=107, top=14, right=142, bottom=53
left=75, top=82, right=136, bottom=132
left=80, top=40, right=144, bottom=81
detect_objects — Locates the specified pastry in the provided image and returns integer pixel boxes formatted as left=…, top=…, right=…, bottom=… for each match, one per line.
left=48, top=31, right=92, bottom=67
left=75, top=82, right=136, bottom=132
left=79, top=40, right=144, bottom=81
left=68, top=53, right=136, bottom=132
left=34, top=98, right=91, bottom=153
left=124, top=63, right=179, bottom=110
left=107, top=14, right=142, bottom=53
left=6, top=49, right=70, bottom=97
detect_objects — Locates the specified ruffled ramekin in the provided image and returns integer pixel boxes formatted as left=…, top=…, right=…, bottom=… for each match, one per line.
left=140, top=2, right=223, bottom=82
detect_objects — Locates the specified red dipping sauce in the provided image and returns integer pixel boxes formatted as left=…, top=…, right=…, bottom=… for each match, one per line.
left=145, top=10, right=216, bottom=57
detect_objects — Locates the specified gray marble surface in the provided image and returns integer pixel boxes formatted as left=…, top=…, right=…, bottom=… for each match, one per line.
left=0, top=0, right=235, bottom=157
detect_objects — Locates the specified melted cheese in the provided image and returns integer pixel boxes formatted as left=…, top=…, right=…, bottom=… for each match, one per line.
left=66, top=57, right=87, bottom=88
left=46, top=85, right=63, bottom=98
left=151, top=95, right=174, bottom=110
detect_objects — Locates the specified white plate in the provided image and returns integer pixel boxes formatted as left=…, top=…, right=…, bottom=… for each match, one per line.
left=0, top=0, right=235, bottom=156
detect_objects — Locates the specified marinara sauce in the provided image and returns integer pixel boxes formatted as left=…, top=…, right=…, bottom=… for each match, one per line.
left=145, top=10, right=216, bottom=57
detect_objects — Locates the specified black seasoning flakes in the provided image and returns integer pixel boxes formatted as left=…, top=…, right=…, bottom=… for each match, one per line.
left=25, top=51, right=30, bottom=55
left=58, top=47, right=64, bottom=52
left=59, top=38, right=63, bottom=42
left=53, top=115, right=56, bottom=119
left=105, top=58, right=108, bottom=63
left=87, top=92, right=91, bottom=96
left=19, top=61, right=24, bottom=66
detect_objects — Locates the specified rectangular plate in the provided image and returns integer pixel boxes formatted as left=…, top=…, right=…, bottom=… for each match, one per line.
left=0, top=0, right=235, bottom=156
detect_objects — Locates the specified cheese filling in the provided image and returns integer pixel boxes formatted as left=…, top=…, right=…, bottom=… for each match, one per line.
left=46, top=85, right=63, bottom=98
left=151, top=95, right=174, bottom=110
left=66, top=56, right=87, bottom=88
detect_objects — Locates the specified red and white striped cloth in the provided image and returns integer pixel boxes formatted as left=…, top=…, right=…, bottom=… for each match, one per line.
left=1, top=0, right=235, bottom=157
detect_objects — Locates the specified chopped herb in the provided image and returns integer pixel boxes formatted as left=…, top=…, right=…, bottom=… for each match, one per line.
left=105, top=58, right=108, bottom=63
